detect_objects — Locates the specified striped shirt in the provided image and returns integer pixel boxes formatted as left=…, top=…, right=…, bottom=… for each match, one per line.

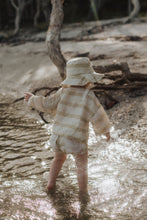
left=28, top=87, right=111, bottom=145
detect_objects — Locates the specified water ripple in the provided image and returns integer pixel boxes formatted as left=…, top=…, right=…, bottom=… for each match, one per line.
left=0, top=101, right=146, bottom=219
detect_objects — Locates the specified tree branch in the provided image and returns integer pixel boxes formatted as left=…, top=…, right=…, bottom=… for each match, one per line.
left=10, top=0, right=18, bottom=10
left=123, top=0, right=140, bottom=23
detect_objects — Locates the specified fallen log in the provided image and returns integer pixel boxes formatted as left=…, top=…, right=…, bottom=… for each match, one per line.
left=93, top=62, right=147, bottom=82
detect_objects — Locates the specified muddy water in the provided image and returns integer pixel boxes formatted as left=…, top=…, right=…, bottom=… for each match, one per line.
left=0, top=98, right=146, bottom=220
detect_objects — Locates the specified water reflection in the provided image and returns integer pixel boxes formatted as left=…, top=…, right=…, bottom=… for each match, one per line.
left=0, top=101, right=146, bottom=219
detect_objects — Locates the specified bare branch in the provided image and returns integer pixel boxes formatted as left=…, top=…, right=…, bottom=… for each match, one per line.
left=124, top=0, right=140, bottom=23
left=10, top=0, right=18, bottom=10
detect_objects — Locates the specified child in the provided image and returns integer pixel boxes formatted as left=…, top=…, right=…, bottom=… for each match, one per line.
left=24, top=57, right=111, bottom=194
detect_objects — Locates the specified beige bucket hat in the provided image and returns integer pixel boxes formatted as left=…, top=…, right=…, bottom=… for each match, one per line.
left=61, top=57, right=104, bottom=86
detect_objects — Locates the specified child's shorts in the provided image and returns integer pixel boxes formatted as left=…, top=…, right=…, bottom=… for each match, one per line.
left=50, top=134, right=87, bottom=155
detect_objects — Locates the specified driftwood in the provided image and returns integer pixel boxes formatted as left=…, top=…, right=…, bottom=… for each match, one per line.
left=93, top=62, right=147, bottom=82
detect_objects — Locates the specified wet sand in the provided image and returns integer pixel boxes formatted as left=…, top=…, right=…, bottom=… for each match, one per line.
left=0, top=94, right=146, bottom=219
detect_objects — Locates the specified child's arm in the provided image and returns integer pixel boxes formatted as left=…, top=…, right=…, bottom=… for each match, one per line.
left=90, top=104, right=111, bottom=138
left=24, top=88, right=62, bottom=113
left=88, top=92, right=111, bottom=140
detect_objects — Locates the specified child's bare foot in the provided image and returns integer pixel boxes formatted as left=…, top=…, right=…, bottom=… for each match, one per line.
left=46, top=185, right=56, bottom=193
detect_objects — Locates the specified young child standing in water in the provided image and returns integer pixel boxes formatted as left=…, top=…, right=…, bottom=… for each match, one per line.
left=24, top=57, right=111, bottom=194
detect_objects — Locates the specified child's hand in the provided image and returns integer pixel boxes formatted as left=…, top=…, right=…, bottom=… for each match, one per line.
left=24, top=92, right=33, bottom=102
left=105, top=132, right=110, bottom=142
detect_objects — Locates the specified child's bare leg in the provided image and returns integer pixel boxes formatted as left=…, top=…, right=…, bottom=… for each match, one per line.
left=47, top=151, right=66, bottom=190
left=74, top=152, right=88, bottom=193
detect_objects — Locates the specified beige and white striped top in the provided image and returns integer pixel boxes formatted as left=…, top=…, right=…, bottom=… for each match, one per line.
left=28, top=87, right=111, bottom=144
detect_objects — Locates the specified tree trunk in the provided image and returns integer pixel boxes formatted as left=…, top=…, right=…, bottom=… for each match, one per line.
left=14, top=7, right=21, bottom=35
left=10, top=0, right=33, bottom=35
left=46, top=0, right=66, bottom=80
left=124, top=0, right=140, bottom=23
left=128, top=0, right=132, bottom=15
left=34, top=0, right=41, bottom=27
left=86, top=0, right=140, bottom=27
left=42, top=0, right=50, bottom=24
left=10, top=0, right=19, bottom=35
left=90, top=0, right=99, bottom=20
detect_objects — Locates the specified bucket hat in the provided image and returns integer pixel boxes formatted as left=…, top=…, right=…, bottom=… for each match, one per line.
left=61, top=57, right=104, bottom=86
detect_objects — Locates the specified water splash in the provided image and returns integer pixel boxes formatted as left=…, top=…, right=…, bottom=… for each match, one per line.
left=0, top=103, right=146, bottom=219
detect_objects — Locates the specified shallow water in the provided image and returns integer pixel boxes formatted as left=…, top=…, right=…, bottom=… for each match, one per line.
left=0, top=101, right=146, bottom=220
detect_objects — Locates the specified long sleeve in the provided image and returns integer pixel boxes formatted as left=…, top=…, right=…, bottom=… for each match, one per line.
left=87, top=91, right=111, bottom=135
left=27, top=88, right=62, bottom=113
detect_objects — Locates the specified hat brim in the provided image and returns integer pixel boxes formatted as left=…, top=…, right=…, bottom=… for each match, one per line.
left=93, top=72, right=104, bottom=81
left=61, top=72, right=104, bottom=86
